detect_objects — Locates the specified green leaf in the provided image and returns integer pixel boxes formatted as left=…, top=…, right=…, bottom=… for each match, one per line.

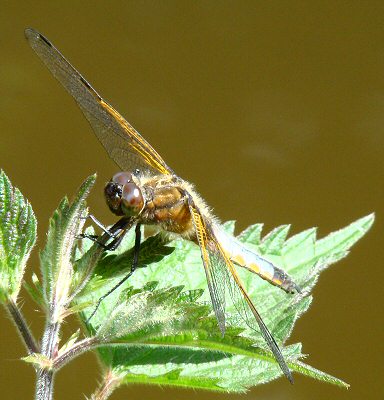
left=39, top=175, right=96, bottom=315
left=22, top=353, right=52, bottom=369
left=0, top=170, right=37, bottom=302
left=95, top=285, right=208, bottom=343
left=78, top=213, right=373, bottom=393
left=74, top=231, right=174, bottom=303
left=23, top=272, right=46, bottom=310
left=259, top=224, right=291, bottom=255
left=58, top=329, right=81, bottom=357
left=62, top=301, right=94, bottom=319
left=95, top=234, right=174, bottom=280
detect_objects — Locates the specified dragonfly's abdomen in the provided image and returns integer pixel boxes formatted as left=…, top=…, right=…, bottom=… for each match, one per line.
left=212, top=225, right=300, bottom=294
left=236, top=251, right=300, bottom=293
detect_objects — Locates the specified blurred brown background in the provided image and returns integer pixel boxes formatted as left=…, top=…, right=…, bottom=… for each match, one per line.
left=1, top=1, right=382, bottom=399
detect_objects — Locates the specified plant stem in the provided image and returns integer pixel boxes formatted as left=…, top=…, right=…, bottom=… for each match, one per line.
left=35, top=320, right=60, bottom=400
left=90, top=370, right=121, bottom=400
left=6, top=298, right=39, bottom=354
left=34, top=223, right=111, bottom=399
left=53, top=336, right=98, bottom=370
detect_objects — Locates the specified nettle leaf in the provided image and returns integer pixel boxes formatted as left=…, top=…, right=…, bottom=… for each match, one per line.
left=95, top=285, right=208, bottom=343
left=78, top=213, right=373, bottom=393
left=23, top=272, right=46, bottom=311
left=39, top=175, right=95, bottom=313
left=0, top=171, right=37, bottom=302
left=58, top=329, right=81, bottom=357
left=75, top=232, right=174, bottom=303
left=22, top=353, right=52, bottom=369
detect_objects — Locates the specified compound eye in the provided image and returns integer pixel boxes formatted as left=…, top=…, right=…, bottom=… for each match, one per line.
left=104, top=181, right=123, bottom=215
left=112, top=172, right=132, bottom=186
left=121, top=182, right=144, bottom=216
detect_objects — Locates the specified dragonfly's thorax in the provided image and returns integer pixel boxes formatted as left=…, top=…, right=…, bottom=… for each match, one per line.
left=105, top=172, right=196, bottom=236
left=139, top=174, right=194, bottom=236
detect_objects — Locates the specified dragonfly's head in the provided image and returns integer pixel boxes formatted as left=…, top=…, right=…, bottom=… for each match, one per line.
left=104, top=172, right=144, bottom=217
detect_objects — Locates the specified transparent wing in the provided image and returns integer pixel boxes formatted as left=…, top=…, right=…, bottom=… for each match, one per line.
left=189, top=204, right=226, bottom=334
left=25, top=28, right=173, bottom=176
left=189, top=203, right=293, bottom=383
left=220, top=245, right=293, bottom=382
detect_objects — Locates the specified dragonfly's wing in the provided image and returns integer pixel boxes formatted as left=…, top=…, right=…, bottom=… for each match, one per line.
left=25, top=28, right=173, bottom=176
left=189, top=204, right=226, bottom=334
left=220, top=248, right=293, bottom=383
left=189, top=204, right=293, bottom=383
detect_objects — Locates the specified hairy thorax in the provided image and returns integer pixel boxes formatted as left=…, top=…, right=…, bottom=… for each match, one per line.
left=138, top=174, right=215, bottom=240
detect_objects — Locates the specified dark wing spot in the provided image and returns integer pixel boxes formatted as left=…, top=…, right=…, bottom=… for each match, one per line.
left=79, top=76, right=101, bottom=100
left=39, top=33, right=53, bottom=47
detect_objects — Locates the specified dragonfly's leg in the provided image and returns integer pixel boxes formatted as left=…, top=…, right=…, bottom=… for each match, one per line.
left=104, top=232, right=125, bottom=251
left=80, top=215, right=133, bottom=249
left=79, top=233, right=99, bottom=241
left=78, top=214, right=116, bottom=243
left=80, top=213, right=109, bottom=231
left=88, top=214, right=116, bottom=236
left=100, top=217, right=135, bottom=249
left=86, top=223, right=142, bottom=322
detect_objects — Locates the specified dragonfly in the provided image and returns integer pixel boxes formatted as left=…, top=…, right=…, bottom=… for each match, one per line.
left=25, top=28, right=300, bottom=383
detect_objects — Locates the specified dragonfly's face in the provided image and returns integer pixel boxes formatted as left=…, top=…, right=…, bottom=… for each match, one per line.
left=104, top=172, right=144, bottom=217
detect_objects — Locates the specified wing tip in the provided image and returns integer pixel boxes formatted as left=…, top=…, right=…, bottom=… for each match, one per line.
left=24, top=27, right=52, bottom=48
left=24, top=27, right=38, bottom=41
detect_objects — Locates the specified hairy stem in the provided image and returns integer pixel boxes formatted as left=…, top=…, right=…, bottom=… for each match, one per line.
left=6, top=298, right=39, bottom=354
left=90, top=370, right=121, bottom=400
left=35, top=319, right=60, bottom=400
left=53, top=336, right=98, bottom=370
